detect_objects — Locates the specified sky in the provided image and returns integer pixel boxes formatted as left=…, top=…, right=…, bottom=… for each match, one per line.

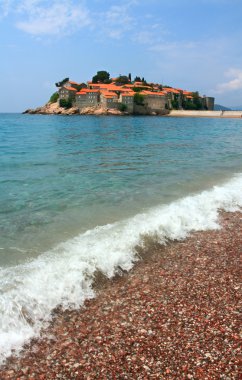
left=0, top=0, right=242, bottom=111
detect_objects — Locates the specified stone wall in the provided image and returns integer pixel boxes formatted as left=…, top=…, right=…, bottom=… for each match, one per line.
left=75, top=93, right=99, bottom=109
left=133, top=104, right=169, bottom=115
left=203, top=97, right=215, bottom=111
left=143, top=95, right=167, bottom=113
left=120, top=95, right=134, bottom=113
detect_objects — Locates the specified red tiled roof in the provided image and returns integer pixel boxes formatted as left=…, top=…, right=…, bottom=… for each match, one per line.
left=88, top=84, right=116, bottom=91
left=183, top=90, right=193, bottom=95
left=64, top=86, right=77, bottom=92
left=83, top=89, right=99, bottom=93
left=118, top=88, right=134, bottom=93
left=69, top=81, right=79, bottom=85
left=88, top=83, right=103, bottom=87
left=163, top=88, right=180, bottom=94
left=76, top=89, right=99, bottom=95
left=121, top=93, right=134, bottom=97
left=101, top=90, right=118, bottom=98
left=140, top=91, right=165, bottom=96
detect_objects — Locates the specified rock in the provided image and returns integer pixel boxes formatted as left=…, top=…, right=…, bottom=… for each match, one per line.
left=23, top=103, right=127, bottom=116
left=94, top=107, right=108, bottom=115
left=107, top=108, right=123, bottom=115
left=23, top=102, right=80, bottom=115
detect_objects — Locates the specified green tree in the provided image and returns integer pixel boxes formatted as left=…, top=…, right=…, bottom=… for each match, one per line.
left=134, top=93, right=144, bottom=105
left=115, top=75, right=130, bottom=85
left=192, top=92, right=202, bottom=110
left=59, top=99, right=72, bottom=109
left=75, top=83, right=87, bottom=91
left=182, top=98, right=197, bottom=110
left=92, top=71, right=111, bottom=83
left=49, top=92, right=59, bottom=103
left=171, top=95, right=179, bottom=109
left=55, top=78, right=69, bottom=87
left=133, top=86, right=150, bottom=92
left=118, top=103, right=128, bottom=112
left=134, top=76, right=141, bottom=82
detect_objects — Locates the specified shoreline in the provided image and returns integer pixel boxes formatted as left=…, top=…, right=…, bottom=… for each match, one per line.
left=0, top=210, right=241, bottom=379
left=167, top=110, right=242, bottom=119
left=22, top=102, right=242, bottom=118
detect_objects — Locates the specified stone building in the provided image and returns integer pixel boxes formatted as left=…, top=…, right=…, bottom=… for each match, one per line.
left=59, top=86, right=77, bottom=101
left=75, top=89, right=99, bottom=109
left=140, top=91, right=167, bottom=113
left=203, top=96, right=215, bottom=110
left=59, top=77, right=215, bottom=113
left=119, top=93, right=134, bottom=113
left=162, top=87, right=181, bottom=109
left=64, top=81, right=79, bottom=89
left=100, top=92, right=119, bottom=109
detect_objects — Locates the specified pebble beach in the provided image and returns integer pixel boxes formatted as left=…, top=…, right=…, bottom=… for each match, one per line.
left=0, top=210, right=241, bottom=379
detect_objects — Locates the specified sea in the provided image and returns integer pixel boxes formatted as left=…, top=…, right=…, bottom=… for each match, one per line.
left=0, top=113, right=242, bottom=364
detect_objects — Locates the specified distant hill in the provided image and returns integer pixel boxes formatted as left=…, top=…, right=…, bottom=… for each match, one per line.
left=229, top=106, right=242, bottom=110
left=214, top=104, right=231, bottom=111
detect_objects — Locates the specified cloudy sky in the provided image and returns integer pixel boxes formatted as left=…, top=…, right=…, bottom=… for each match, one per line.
left=1, top=0, right=242, bottom=111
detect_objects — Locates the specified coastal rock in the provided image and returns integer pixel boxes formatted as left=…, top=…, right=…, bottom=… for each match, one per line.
left=80, top=106, right=125, bottom=116
left=107, top=108, right=123, bottom=116
left=23, top=103, right=126, bottom=116
left=23, top=102, right=79, bottom=115
left=79, top=106, right=100, bottom=115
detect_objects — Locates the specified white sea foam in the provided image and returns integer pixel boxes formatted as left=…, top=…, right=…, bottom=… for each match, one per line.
left=0, top=174, right=242, bottom=364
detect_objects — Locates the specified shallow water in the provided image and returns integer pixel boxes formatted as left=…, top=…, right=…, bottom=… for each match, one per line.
left=0, top=113, right=242, bottom=363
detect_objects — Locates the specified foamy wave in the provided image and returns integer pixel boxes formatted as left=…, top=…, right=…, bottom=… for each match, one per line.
left=0, top=174, right=242, bottom=364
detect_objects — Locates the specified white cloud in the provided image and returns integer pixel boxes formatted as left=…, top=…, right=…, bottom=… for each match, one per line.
left=133, top=23, right=169, bottom=46
left=15, top=1, right=91, bottom=36
left=2, top=0, right=137, bottom=39
left=215, top=68, right=242, bottom=93
left=0, top=0, right=12, bottom=17
left=99, top=4, right=135, bottom=40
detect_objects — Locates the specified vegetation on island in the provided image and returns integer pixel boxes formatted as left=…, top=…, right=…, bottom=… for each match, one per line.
left=118, top=103, right=128, bottom=112
left=182, top=92, right=203, bottom=110
left=55, top=78, right=69, bottom=88
left=115, top=75, right=130, bottom=85
left=92, top=71, right=111, bottom=84
left=49, top=92, right=59, bottom=103
left=133, top=93, right=144, bottom=105
left=59, top=99, right=73, bottom=109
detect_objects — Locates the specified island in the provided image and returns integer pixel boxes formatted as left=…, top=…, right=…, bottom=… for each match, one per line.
left=24, top=71, right=216, bottom=116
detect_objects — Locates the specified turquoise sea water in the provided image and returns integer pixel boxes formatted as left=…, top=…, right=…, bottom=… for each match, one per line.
left=0, top=113, right=242, bottom=362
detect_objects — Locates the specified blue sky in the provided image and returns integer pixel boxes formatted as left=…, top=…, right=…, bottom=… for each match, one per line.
left=1, top=0, right=242, bottom=111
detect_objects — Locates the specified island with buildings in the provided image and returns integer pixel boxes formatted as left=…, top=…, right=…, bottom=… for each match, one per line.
left=24, top=71, right=218, bottom=116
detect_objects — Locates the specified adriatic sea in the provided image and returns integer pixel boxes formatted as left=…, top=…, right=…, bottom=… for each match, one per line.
left=0, top=113, right=241, bottom=363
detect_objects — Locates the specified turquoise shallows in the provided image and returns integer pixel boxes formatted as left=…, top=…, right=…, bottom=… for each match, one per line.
left=0, top=114, right=241, bottom=266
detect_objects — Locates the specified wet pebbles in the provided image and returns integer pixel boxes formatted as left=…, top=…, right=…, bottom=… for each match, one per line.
left=0, top=211, right=241, bottom=379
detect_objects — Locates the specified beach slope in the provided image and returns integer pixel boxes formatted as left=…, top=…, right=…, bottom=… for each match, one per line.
left=0, top=211, right=241, bottom=379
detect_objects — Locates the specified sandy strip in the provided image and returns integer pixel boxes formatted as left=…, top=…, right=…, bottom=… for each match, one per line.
left=0, top=211, right=241, bottom=379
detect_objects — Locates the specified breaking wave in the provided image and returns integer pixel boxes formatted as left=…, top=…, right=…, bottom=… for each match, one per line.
left=0, top=174, right=242, bottom=364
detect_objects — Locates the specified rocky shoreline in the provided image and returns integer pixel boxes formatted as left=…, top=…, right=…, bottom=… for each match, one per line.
left=0, top=210, right=241, bottom=379
left=23, top=103, right=242, bottom=118
left=22, top=102, right=170, bottom=116
left=23, top=102, right=130, bottom=116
